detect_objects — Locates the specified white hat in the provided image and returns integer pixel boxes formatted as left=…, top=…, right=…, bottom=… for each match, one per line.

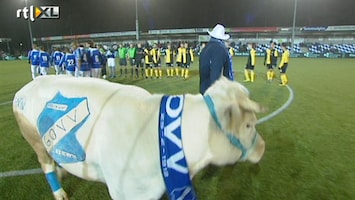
left=208, top=24, right=230, bottom=40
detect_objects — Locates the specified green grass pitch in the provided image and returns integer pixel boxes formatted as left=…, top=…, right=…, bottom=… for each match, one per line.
left=0, top=57, right=354, bottom=199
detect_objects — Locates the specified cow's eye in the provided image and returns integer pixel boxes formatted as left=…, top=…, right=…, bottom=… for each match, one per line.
left=246, top=124, right=251, bottom=128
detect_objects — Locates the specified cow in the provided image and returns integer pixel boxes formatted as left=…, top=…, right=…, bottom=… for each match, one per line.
left=13, top=75, right=265, bottom=200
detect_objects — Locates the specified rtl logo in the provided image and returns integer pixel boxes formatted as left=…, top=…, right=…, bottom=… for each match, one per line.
left=17, top=6, right=60, bottom=21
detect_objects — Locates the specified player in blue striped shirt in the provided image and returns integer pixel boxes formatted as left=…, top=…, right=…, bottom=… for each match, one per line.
left=106, top=48, right=116, bottom=78
left=39, top=46, right=51, bottom=76
left=59, top=47, right=76, bottom=76
left=87, top=40, right=102, bottom=78
left=29, top=44, right=40, bottom=79
left=71, top=41, right=81, bottom=77
left=52, top=48, right=64, bottom=75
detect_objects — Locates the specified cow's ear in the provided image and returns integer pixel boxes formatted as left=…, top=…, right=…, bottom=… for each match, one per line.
left=223, top=104, right=241, bottom=131
left=239, top=97, right=267, bottom=113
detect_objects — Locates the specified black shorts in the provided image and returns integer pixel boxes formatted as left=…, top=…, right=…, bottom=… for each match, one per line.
left=245, top=65, right=254, bottom=70
left=183, top=63, right=190, bottom=68
left=119, top=59, right=127, bottom=66
left=279, top=64, right=288, bottom=73
left=136, top=62, right=143, bottom=68
left=153, top=63, right=161, bottom=68
left=129, top=58, right=135, bottom=66
left=135, top=58, right=143, bottom=67
left=166, top=63, right=174, bottom=67
left=266, top=64, right=275, bottom=70
left=177, top=62, right=183, bottom=67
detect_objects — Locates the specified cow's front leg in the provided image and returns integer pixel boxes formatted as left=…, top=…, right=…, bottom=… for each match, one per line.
left=42, top=163, right=69, bottom=200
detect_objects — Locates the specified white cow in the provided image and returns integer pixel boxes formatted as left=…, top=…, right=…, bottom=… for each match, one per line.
left=13, top=75, right=265, bottom=200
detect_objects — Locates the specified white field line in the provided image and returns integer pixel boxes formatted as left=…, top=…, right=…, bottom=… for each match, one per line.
left=257, top=85, right=294, bottom=124
left=0, top=85, right=294, bottom=178
left=0, top=168, right=42, bottom=178
left=0, top=101, right=12, bottom=106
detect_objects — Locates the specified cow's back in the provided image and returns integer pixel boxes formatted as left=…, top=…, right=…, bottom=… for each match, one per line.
left=12, top=76, right=162, bottom=181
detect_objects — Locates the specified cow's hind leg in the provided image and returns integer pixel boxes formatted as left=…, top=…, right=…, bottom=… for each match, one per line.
left=14, top=111, right=69, bottom=200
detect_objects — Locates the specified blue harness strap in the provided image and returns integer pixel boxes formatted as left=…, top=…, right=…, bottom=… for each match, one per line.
left=203, top=95, right=257, bottom=160
left=159, top=95, right=197, bottom=200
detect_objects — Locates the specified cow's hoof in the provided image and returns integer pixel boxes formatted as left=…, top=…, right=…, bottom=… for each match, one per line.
left=54, top=188, right=69, bottom=200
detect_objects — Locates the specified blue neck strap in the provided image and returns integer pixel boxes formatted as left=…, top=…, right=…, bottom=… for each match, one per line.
left=203, top=95, right=257, bottom=160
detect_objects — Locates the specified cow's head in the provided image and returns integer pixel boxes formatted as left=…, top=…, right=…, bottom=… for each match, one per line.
left=204, top=77, right=265, bottom=165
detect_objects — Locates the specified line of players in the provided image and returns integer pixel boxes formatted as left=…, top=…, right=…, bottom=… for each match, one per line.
left=28, top=41, right=108, bottom=79
left=28, top=41, right=195, bottom=80
left=28, top=40, right=289, bottom=85
left=118, top=42, right=194, bottom=79
left=244, top=42, right=290, bottom=86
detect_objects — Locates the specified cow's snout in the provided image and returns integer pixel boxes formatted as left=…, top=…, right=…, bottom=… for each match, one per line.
left=247, top=134, right=265, bottom=163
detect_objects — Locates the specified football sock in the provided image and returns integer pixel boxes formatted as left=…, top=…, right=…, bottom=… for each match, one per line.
left=170, top=68, right=174, bottom=76
left=244, top=70, right=250, bottom=81
left=251, top=71, right=255, bottom=82
left=281, top=74, right=288, bottom=85
left=181, top=69, right=185, bottom=77
left=175, top=68, right=179, bottom=76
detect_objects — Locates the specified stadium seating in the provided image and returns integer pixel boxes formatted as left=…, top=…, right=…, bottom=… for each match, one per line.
left=233, top=43, right=355, bottom=54
left=308, top=44, right=355, bottom=54
left=255, top=43, right=302, bottom=53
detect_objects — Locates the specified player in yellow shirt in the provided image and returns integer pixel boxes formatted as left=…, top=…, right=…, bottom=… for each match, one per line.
left=182, top=42, right=194, bottom=79
left=165, top=43, right=175, bottom=77
left=244, top=43, right=257, bottom=82
left=264, top=42, right=278, bottom=82
left=151, top=43, right=162, bottom=79
left=144, top=45, right=152, bottom=78
left=278, top=43, right=290, bottom=86
left=175, top=42, right=185, bottom=77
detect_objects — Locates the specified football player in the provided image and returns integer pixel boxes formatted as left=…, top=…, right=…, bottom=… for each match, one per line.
left=182, top=42, right=194, bottom=79
left=127, top=43, right=136, bottom=78
left=87, top=40, right=102, bottom=78
left=106, top=47, right=116, bottom=78
left=135, top=43, right=145, bottom=78
left=151, top=43, right=162, bottom=79
left=59, top=47, right=76, bottom=76
left=244, top=43, right=257, bottom=82
left=118, top=43, right=128, bottom=78
left=175, top=42, right=185, bottom=77
left=39, top=46, right=51, bottom=76
left=165, top=43, right=175, bottom=77
left=278, top=43, right=290, bottom=86
left=264, top=42, right=278, bottom=82
left=29, top=44, right=40, bottom=79
left=52, top=48, right=64, bottom=75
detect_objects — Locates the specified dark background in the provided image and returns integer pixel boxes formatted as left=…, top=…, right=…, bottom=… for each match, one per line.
left=1, top=0, right=355, bottom=50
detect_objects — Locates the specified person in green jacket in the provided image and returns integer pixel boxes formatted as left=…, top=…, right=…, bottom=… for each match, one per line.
left=118, top=43, right=128, bottom=77
left=127, top=43, right=137, bottom=78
